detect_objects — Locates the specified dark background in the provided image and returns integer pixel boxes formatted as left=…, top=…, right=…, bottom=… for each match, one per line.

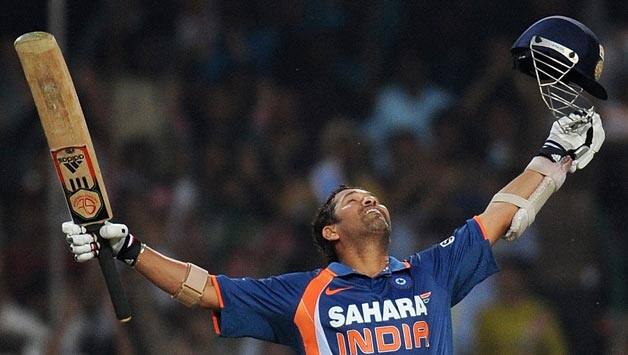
left=0, top=1, right=626, bottom=354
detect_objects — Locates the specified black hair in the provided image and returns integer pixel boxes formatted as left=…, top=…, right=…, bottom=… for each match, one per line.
left=311, top=185, right=354, bottom=264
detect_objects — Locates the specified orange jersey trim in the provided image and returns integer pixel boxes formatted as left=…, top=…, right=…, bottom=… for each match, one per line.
left=209, top=275, right=225, bottom=335
left=472, top=215, right=489, bottom=240
left=293, top=268, right=336, bottom=355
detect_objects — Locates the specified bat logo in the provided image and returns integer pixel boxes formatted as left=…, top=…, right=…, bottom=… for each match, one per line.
left=69, top=177, right=89, bottom=191
left=57, top=151, right=85, bottom=174
left=63, top=159, right=83, bottom=173
left=73, top=193, right=98, bottom=215
left=51, top=146, right=107, bottom=222
left=69, top=189, right=102, bottom=219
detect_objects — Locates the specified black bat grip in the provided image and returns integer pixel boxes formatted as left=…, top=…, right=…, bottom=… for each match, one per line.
left=87, top=225, right=132, bottom=322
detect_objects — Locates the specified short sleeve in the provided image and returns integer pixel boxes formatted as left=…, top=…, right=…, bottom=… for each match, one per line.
left=210, top=271, right=314, bottom=347
left=411, top=217, right=499, bottom=306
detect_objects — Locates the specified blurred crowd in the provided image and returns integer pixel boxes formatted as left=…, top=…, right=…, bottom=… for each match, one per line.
left=0, top=1, right=626, bottom=354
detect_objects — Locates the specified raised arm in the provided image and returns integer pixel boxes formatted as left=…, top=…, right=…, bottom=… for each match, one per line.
left=63, top=222, right=221, bottom=310
left=478, top=111, right=604, bottom=245
left=478, top=168, right=545, bottom=245
left=134, top=246, right=219, bottom=309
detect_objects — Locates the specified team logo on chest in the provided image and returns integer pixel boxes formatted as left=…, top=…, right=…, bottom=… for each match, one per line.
left=390, top=275, right=413, bottom=289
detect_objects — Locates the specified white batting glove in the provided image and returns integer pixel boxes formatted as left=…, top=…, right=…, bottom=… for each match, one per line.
left=571, top=112, right=604, bottom=170
left=539, top=111, right=605, bottom=172
left=63, top=221, right=143, bottom=265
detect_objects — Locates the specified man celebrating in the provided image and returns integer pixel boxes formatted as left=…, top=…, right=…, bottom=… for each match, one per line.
left=64, top=16, right=606, bottom=354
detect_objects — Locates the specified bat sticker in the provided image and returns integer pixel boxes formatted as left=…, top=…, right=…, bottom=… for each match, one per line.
left=51, top=146, right=107, bottom=222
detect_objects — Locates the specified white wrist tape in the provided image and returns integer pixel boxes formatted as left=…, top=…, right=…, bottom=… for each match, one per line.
left=172, top=263, right=209, bottom=308
left=493, top=156, right=568, bottom=241
left=526, top=156, right=569, bottom=190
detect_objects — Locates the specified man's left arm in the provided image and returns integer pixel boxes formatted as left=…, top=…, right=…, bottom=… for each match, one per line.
left=479, top=168, right=549, bottom=245
left=478, top=112, right=604, bottom=245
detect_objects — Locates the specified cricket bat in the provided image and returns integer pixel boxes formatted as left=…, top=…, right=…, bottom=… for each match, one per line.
left=14, top=31, right=131, bottom=322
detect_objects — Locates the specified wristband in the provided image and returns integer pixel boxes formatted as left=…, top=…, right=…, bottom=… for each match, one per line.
left=116, top=234, right=143, bottom=266
left=134, top=243, right=147, bottom=267
left=539, top=139, right=569, bottom=163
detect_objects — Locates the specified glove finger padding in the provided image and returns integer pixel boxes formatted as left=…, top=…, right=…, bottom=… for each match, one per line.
left=66, top=233, right=97, bottom=246
left=71, top=242, right=99, bottom=255
left=75, top=252, right=97, bottom=263
left=99, top=222, right=130, bottom=256
left=62, top=221, right=86, bottom=235
left=66, top=232, right=99, bottom=262
left=572, top=113, right=605, bottom=171
left=100, top=222, right=129, bottom=239
left=558, top=111, right=592, bottom=135
left=590, top=113, right=605, bottom=152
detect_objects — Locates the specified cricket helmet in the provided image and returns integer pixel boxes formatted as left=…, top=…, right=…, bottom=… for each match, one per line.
left=511, top=16, right=607, bottom=120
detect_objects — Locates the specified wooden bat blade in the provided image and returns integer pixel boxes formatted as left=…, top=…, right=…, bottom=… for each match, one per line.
left=15, top=32, right=113, bottom=224
left=15, top=31, right=131, bottom=322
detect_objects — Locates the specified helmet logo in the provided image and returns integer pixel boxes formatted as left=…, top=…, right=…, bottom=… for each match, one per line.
left=594, top=45, right=604, bottom=81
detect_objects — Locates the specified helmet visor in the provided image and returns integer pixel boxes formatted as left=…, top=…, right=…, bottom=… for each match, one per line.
left=529, top=36, right=596, bottom=128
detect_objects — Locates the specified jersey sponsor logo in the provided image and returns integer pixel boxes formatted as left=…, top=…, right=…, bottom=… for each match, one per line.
left=439, top=235, right=455, bottom=247
left=335, top=321, right=431, bottom=354
left=328, top=295, right=428, bottom=328
left=325, top=286, right=353, bottom=296
left=419, top=291, right=431, bottom=304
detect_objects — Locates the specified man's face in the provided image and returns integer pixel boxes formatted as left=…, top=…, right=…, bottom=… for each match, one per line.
left=331, top=189, right=392, bottom=239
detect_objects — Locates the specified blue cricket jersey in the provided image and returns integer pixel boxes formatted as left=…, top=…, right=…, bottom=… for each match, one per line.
left=210, top=217, right=499, bottom=354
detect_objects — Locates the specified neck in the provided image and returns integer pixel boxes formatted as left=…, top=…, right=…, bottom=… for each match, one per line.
left=337, top=237, right=389, bottom=278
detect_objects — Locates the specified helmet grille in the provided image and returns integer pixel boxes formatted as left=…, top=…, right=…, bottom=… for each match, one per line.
left=529, top=36, right=596, bottom=129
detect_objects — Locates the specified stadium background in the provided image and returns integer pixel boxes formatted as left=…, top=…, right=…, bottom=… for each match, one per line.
left=0, top=1, right=626, bottom=354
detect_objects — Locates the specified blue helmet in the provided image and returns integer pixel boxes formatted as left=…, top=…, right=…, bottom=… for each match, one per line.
left=511, top=16, right=607, bottom=100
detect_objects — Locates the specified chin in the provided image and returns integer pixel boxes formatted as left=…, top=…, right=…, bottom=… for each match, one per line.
left=367, top=221, right=391, bottom=238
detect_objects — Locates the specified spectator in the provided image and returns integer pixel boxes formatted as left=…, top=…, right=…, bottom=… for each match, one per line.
left=476, top=258, right=568, bottom=355
left=364, top=48, right=453, bottom=173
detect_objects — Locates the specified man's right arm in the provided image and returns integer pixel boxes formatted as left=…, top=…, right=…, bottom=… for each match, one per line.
left=65, top=222, right=310, bottom=346
left=64, top=222, right=220, bottom=310
left=133, top=246, right=220, bottom=310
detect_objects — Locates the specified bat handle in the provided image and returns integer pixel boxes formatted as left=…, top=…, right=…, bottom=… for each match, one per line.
left=87, top=225, right=132, bottom=322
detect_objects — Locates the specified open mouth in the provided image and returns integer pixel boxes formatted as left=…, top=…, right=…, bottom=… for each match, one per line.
left=365, top=208, right=382, bottom=215
left=364, top=208, right=388, bottom=223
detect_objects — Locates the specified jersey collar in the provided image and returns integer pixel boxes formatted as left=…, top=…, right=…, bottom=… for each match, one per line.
left=327, top=256, right=410, bottom=277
